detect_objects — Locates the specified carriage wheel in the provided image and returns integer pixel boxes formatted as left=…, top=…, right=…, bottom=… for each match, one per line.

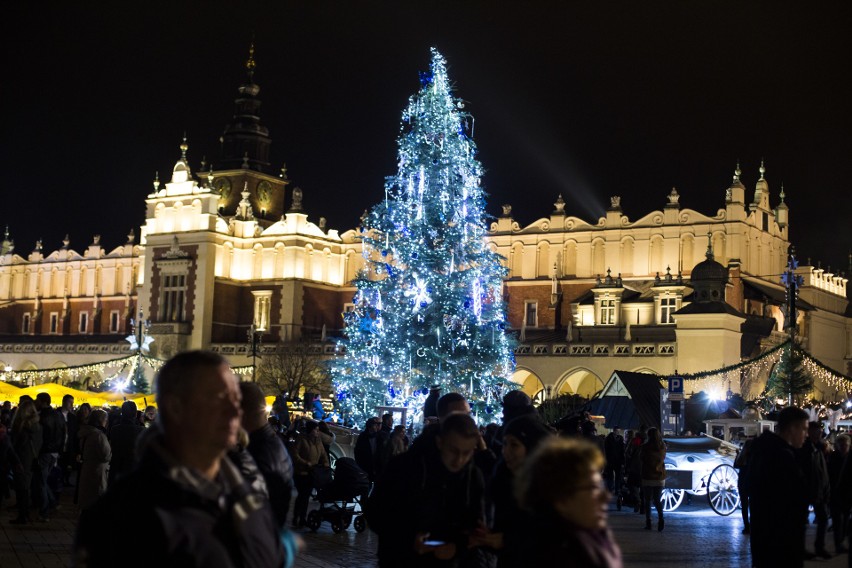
left=707, top=464, right=740, bottom=516
left=661, top=488, right=684, bottom=512
left=306, top=510, right=322, bottom=532
left=354, top=516, right=367, bottom=533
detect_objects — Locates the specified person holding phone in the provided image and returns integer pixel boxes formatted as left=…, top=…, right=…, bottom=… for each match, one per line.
left=368, top=412, right=485, bottom=567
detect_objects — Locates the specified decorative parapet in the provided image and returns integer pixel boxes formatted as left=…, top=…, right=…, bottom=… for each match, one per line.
left=797, top=266, right=848, bottom=298
left=210, top=342, right=339, bottom=357
left=514, top=342, right=676, bottom=356
left=0, top=343, right=132, bottom=355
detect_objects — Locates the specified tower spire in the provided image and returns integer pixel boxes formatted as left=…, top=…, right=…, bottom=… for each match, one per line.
left=217, top=39, right=271, bottom=172
left=733, top=161, right=741, bottom=181
left=759, top=159, right=766, bottom=181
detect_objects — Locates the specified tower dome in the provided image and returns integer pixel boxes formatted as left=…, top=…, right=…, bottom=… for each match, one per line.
left=690, top=237, right=728, bottom=303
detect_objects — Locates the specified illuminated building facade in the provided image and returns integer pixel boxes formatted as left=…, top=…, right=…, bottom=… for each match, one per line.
left=0, top=53, right=848, bottom=401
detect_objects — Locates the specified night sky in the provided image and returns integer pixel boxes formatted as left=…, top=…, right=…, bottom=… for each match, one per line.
left=3, top=2, right=850, bottom=274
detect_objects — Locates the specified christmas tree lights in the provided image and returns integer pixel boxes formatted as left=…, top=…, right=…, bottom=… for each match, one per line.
left=330, top=49, right=515, bottom=425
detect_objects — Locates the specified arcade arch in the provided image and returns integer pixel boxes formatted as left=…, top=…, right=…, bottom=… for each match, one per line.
left=554, top=368, right=604, bottom=398
left=510, top=368, right=545, bottom=402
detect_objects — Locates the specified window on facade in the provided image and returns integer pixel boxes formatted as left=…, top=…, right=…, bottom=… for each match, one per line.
left=109, top=311, right=120, bottom=333
left=160, top=274, right=187, bottom=322
left=49, top=313, right=59, bottom=334
left=79, top=312, right=88, bottom=333
left=22, top=314, right=31, bottom=334
left=525, top=301, right=538, bottom=327
left=252, top=290, right=273, bottom=332
left=660, top=297, right=677, bottom=324
left=600, top=299, right=615, bottom=325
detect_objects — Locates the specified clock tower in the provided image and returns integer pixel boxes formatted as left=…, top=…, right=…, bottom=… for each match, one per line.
left=206, top=43, right=289, bottom=223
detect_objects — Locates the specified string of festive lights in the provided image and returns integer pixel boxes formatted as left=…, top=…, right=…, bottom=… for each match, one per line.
left=230, top=365, right=255, bottom=376
left=0, top=354, right=138, bottom=384
left=795, top=347, right=852, bottom=391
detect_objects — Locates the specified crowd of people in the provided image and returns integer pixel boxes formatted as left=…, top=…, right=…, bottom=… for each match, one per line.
left=3, top=352, right=852, bottom=568
left=363, top=388, right=621, bottom=567
left=0, top=392, right=157, bottom=523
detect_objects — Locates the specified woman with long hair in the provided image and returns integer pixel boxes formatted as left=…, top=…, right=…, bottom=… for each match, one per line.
left=639, top=427, right=667, bottom=531
left=10, top=399, right=43, bottom=524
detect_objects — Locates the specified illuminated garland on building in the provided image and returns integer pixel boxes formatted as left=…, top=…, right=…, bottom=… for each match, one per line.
left=0, top=355, right=137, bottom=384
left=231, top=365, right=255, bottom=376
left=0, top=354, right=165, bottom=386
left=796, top=347, right=852, bottom=391
left=675, top=339, right=852, bottom=397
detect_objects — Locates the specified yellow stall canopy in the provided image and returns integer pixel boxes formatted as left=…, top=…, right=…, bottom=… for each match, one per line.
left=0, top=381, right=22, bottom=402
left=16, top=383, right=112, bottom=407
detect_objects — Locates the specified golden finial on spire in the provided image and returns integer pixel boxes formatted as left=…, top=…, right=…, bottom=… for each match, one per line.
left=180, top=132, right=188, bottom=159
left=759, top=159, right=766, bottom=180
left=734, top=161, right=741, bottom=181
left=246, top=39, right=256, bottom=80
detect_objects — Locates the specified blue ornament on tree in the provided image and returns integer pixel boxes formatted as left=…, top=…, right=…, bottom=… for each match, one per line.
left=485, top=405, right=493, bottom=414
left=411, top=252, right=418, bottom=259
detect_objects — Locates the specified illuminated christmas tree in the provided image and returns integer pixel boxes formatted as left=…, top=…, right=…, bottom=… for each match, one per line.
left=331, top=49, right=514, bottom=425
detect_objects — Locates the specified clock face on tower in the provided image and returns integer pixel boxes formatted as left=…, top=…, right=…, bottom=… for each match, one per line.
left=256, top=181, right=271, bottom=205
left=214, top=178, right=232, bottom=200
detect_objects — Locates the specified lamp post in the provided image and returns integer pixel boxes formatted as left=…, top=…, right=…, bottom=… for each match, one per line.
left=781, top=246, right=802, bottom=406
left=129, top=309, right=152, bottom=393
left=248, top=323, right=262, bottom=382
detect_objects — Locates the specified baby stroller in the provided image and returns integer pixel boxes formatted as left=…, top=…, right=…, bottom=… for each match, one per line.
left=306, top=457, right=371, bottom=533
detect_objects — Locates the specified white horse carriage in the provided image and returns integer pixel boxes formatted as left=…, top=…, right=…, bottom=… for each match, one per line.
left=660, top=435, right=742, bottom=516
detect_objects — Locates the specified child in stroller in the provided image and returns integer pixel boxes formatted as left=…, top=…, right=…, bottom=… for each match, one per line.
left=305, top=457, right=371, bottom=533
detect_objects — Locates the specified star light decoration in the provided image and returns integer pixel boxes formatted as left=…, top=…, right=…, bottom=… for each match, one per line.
left=330, top=49, right=516, bottom=425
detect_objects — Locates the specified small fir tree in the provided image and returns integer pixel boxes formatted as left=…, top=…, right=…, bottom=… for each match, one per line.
left=766, top=342, right=813, bottom=403
left=330, top=49, right=515, bottom=425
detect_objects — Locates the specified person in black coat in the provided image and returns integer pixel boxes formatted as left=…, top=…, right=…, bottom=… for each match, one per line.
left=74, top=351, right=287, bottom=568
left=487, top=415, right=554, bottom=567
left=34, top=392, right=66, bottom=520
left=108, top=401, right=145, bottom=485
left=59, top=394, right=79, bottom=486
left=368, top=412, right=485, bottom=568
left=240, top=382, right=295, bottom=529
left=603, top=427, right=625, bottom=509
left=827, top=434, right=850, bottom=554
left=354, top=417, right=384, bottom=481
left=747, top=406, right=810, bottom=568
left=423, top=386, right=441, bottom=423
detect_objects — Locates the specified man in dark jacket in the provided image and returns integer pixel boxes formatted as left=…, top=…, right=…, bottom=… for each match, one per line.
left=34, top=392, right=66, bottom=521
left=827, top=434, right=850, bottom=553
left=603, top=426, right=625, bottom=509
left=748, top=406, right=809, bottom=568
left=368, top=412, right=485, bottom=568
left=59, top=394, right=79, bottom=486
left=799, top=422, right=832, bottom=559
left=108, top=401, right=144, bottom=485
left=354, top=417, right=384, bottom=481
left=240, top=382, right=294, bottom=529
left=75, top=351, right=286, bottom=568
